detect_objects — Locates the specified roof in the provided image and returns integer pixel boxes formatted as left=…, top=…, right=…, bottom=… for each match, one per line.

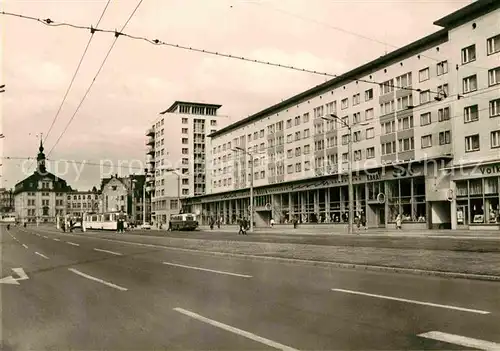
left=13, top=171, right=72, bottom=195
left=208, top=28, right=449, bottom=138
left=434, top=0, right=500, bottom=28
left=160, top=101, right=222, bottom=114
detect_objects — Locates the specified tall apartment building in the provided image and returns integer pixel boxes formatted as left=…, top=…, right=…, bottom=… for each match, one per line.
left=184, top=0, right=500, bottom=230
left=146, top=101, right=228, bottom=225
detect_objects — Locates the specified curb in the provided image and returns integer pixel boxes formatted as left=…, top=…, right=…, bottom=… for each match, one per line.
left=21, top=227, right=500, bottom=282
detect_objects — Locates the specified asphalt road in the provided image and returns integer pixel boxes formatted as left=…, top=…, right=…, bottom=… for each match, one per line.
left=2, top=225, right=500, bottom=350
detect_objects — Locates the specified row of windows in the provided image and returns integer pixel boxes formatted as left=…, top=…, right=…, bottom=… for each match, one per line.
left=465, top=131, right=500, bottom=152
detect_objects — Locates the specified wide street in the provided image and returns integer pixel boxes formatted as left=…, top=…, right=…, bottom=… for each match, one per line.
left=2, top=225, right=500, bottom=350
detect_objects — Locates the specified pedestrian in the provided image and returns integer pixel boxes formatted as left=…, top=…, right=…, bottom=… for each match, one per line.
left=355, top=215, right=360, bottom=230
left=238, top=218, right=245, bottom=235
left=292, top=217, right=298, bottom=229
left=396, top=214, right=402, bottom=230
left=69, top=219, right=73, bottom=233
left=217, top=218, right=221, bottom=229
left=168, top=220, right=172, bottom=231
left=7, top=224, right=10, bottom=230
left=210, top=217, right=214, bottom=230
left=361, top=212, right=367, bottom=230
left=270, top=218, right=275, bottom=228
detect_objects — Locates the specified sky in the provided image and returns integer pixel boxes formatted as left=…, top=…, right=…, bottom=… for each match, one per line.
left=0, top=0, right=472, bottom=191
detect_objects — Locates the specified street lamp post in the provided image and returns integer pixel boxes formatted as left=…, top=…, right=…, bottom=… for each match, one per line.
left=233, top=147, right=254, bottom=233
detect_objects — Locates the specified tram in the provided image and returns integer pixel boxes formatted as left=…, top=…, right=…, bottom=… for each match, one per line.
left=0, top=213, right=16, bottom=223
left=169, top=213, right=199, bottom=231
left=82, top=212, right=128, bottom=231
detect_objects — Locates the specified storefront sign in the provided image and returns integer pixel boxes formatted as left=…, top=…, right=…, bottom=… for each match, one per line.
left=479, top=164, right=500, bottom=175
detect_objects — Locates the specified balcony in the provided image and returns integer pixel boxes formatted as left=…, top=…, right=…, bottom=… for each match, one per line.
left=146, top=147, right=154, bottom=156
left=146, top=137, right=155, bottom=146
left=146, top=128, right=154, bottom=136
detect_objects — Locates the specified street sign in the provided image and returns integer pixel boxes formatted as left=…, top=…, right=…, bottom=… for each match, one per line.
left=447, top=189, right=454, bottom=202
left=376, top=193, right=386, bottom=204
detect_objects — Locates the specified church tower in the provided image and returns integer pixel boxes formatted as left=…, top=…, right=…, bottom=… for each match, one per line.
left=37, top=137, right=46, bottom=174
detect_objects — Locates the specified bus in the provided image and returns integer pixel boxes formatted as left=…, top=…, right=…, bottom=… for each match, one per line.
left=170, top=213, right=199, bottom=231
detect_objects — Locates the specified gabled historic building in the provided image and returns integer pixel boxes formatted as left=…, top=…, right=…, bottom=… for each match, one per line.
left=13, top=140, right=73, bottom=223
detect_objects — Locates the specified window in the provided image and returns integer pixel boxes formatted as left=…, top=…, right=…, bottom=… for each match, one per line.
left=465, top=134, right=480, bottom=152
left=353, top=112, right=361, bottom=124
left=353, top=131, right=361, bottom=142
left=182, top=118, right=188, bottom=124
left=380, top=79, right=394, bottom=95
left=327, top=136, right=337, bottom=148
left=380, top=101, right=395, bottom=115
left=487, top=34, right=500, bottom=55
left=382, top=120, right=395, bottom=134
left=488, top=67, right=500, bottom=86
left=381, top=141, right=396, bottom=155
left=490, top=98, right=500, bottom=117
left=180, top=127, right=188, bottom=134
left=419, top=67, right=429, bottom=82
left=491, top=130, right=500, bottom=148
left=260, top=129, right=264, bottom=138
left=342, top=116, right=348, bottom=126
left=464, top=105, right=479, bottom=123
left=253, top=131, right=258, bottom=140
left=353, top=93, right=360, bottom=105
left=295, top=147, right=301, bottom=156
left=341, top=134, right=350, bottom=145
left=365, top=89, right=373, bottom=101
left=315, top=139, right=325, bottom=151
left=182, top=148, right=188, bottom=154
left=419, top=90, right=431, bottom=104
left=304, top=161, right=311, bottom=170
left=461, top=44, right=476, bottom=64
left=366, top=147, right=375, bottom=159
left=313, top=106, right=324, bottom=119
left=341, top=98, right=349, bottom=110
left=326, top=101, right=336, bottom=114
left=182, top=138, right=188, bottom=144
left=342, top=153, right=348, bottom=162
left=366, top=128, right=374, bottom=139
left=398, top=116, right=413, bottom=130
left=287, top=164, right=293, bottom=174
left=396, top=72, right=412, bottom=88
left=354, top=150, right=362, bottom=161
left=421, top=135, right=432, bottom=148
left=439, top=131, right=451, bottom=145
left=420, top=112, right=431, bottom=126
left=462, top=74, right=478, bottom=94
left=397, top=95, right=413, bottom=110
left=304, top=128, right=310, bottom=138
left=303, top=113, right=310, bottom=123
left=399, top=137, right=414, bottom=152
left=287, top=134, right=293, bottom=143
left=295, top=163, right=302, bottom=172
left=295, top=131, right=301, bottom=141
left=304, top=144, right=311, bottom=154
left=365, top=108, right=374, bottom=120
left=437, top=61, right=448, bottom=76
left=294, top=116, right=301, bottom=126
left=438, top=107, right=450, bottom=121
left=437, top=83, right=449, bottom=97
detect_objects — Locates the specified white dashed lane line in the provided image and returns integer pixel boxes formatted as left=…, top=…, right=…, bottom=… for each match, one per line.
left=53, top=238, right=61, bottom=242
left=93, top=248, right=122, bottom=256
left=22, top=244, right=28, bottom=249
left=67, top=242, right=80, bottom=247
left=35, top=252, right=49, bottom=259
left=68, top=268, right=128, bottom=291
left=418, top=331, right=500, bottom=350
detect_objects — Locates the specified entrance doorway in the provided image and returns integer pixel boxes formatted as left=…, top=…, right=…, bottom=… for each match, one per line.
left=378, top=208, right=385, bottom=228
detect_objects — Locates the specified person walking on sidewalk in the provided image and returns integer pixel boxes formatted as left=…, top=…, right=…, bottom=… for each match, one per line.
left=270, top=218, right=275, bottom=228
left=396, top=214, right=402, bottom=230
left=238, top=218, right=247, bottom=235
left=361, top=212, right=367, bottom=230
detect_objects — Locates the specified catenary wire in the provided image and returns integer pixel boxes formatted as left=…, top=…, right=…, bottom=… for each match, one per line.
left=1, top=9, right=467, bottom=96
left=44, top=0, right=144, bottom=158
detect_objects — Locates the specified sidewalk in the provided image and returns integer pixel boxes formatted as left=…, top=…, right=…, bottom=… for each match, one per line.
left=197, top=225, right=500, bottom=238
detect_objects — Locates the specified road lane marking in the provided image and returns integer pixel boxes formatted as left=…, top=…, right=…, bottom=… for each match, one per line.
left=331, top=288, right=489, bottom=315
left=93, top=248, right=122, bottom=256
left=163, top=262, right=252, bottom=278
left=43, top=236, right=48, bottom=239
left=35, top=252, right=49, bottom=259
left=68, top=268, right=128, bottom=291
left=67, top=242, right=80, bottom=246
left=174, top=307, right=298, bottom=351
left=22, top=244, right=28, bottom=249
left=418, top=331, right=500, bottom=350
left=53, top=238, right=60, bottom=242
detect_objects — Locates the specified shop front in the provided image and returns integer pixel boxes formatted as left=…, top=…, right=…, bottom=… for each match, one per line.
left=186, top=163, right=431, bottom=230
left=452, top=162, right=500, bottom=229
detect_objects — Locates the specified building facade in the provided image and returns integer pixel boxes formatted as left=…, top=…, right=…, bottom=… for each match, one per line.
left=146, top=101, right=228, bottom=225
left=184, top=0, right=500, bottom=230
left=66, top=188, right=100, bottom=218
left=13, top=141, right=73, bottom=223
left=0, top=188, right=14, bottom=213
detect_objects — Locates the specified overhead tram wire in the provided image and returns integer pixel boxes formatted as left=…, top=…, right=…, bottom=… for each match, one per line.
left=42, top=0, right=112, bottom=145
left=1, top=10, right=466, bottom=97
left=45, top=0, right=144, bottom=159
